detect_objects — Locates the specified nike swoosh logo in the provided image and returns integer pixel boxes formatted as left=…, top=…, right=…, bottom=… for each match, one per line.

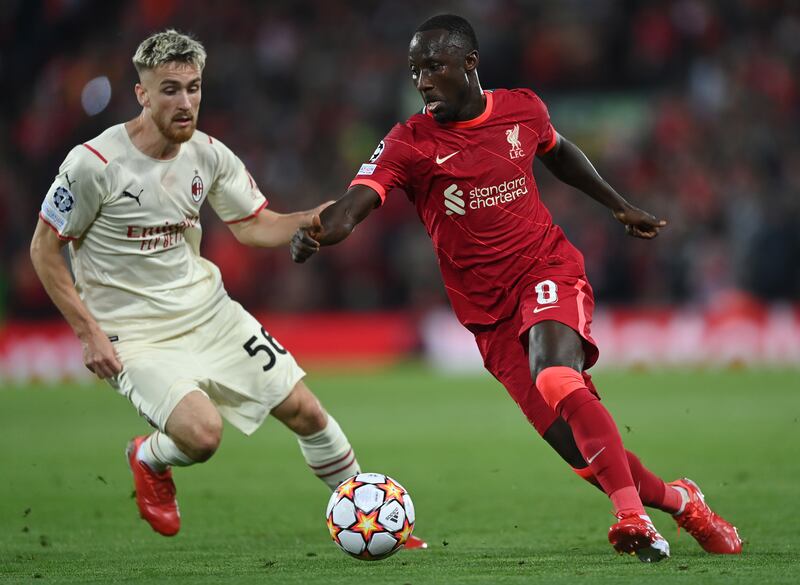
left=533, top=305, right=559, bottom=313
left=435, top=151, right=459, bottom=164
left=587, top=446, right=606, bottom=464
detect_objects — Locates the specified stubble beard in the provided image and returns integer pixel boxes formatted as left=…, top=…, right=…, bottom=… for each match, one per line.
left=155, top=114, right=196, bottom=144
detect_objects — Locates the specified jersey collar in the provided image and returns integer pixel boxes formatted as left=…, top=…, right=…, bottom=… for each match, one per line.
left=426, top=91, right=494, bottom=129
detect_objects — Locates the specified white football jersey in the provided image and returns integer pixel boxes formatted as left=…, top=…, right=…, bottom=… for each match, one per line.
left=39, top=124, right=267, bottom=342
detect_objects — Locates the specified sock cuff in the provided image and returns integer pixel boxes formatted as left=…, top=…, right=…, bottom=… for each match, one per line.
left=138, top=431, right=193, bottom=470
left=297, top=415, right=352, bottom=467
left=536, top=366, right=587, bottom=410
left=297, top=414, right=337, bottom=445
left=296, top=415, right=360, bottom=489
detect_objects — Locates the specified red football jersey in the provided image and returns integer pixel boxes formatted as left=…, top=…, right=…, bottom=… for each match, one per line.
left=350, top=89, right=586, bottom=326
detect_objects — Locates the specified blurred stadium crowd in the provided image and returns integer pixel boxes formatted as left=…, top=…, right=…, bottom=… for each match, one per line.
left=2, top=0, right=798, bottom=321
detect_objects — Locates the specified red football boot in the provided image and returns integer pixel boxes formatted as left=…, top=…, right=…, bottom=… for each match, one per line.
left=608, top=513, right=670, bottom=562
left=668, top=478, right=742, bottom=554
left=126, top=436, right=180, bottom=536
left=404, top=535, right=428, bottom=550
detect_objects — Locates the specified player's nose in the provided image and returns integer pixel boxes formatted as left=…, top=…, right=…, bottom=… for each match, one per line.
left=177, top=90, right=192, bottom=109
left=415, top=70, right=434, bottom=92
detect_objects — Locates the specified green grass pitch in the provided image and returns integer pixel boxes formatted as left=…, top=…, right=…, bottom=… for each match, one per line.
left=1, top=366, right=799, bottom=584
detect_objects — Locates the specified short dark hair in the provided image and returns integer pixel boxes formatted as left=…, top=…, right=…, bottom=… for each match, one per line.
left=415, top=14, right=479, bottom=53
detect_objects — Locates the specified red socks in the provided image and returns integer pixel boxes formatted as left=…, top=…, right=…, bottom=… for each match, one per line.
left=537, top=367, right=645, bottom=516
left=625, top=450, right=682, bottom=513
left=571, top=451, right=682, bottom=510
left=572, top=450, right=682, bottom=514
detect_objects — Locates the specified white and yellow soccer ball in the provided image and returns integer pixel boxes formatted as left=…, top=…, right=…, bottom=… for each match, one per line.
left=325, top=472, right=415, bottom=560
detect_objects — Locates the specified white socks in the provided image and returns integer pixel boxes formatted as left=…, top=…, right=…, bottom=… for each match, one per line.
left=137, top=431, right=194, bottom=473
left=297, top=415, right=360, bottom=490
left=135, top=417, right=358, bottom=491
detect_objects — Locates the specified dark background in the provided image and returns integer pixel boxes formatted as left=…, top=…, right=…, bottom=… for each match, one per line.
left=2, top=0, right=798, bottom=321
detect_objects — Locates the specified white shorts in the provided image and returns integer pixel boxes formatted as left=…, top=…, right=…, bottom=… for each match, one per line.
left=108, top=299, right=305, bottom=435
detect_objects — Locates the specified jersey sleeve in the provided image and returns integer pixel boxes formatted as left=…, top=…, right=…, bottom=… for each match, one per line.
left=206, top=139, right=268, bottom=224
left=349, top=123, right=413, bottom=204
left=527, top=91, right=558, bottom=155
left=39, top=145, right=107, bottom=241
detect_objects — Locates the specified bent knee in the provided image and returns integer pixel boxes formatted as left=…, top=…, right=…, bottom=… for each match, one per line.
left=185, top=417, right=223, bottom=461
left=535, top=366, right=587, bottom=411
left=292, top=403, right=328, bottom=436
left=273, top=382, right=328, bottom=435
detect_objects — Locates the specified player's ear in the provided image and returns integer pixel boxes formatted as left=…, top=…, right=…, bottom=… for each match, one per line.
left=464, top=50, right=479, bottom=73
left=135, top=83, right=149, bottom=108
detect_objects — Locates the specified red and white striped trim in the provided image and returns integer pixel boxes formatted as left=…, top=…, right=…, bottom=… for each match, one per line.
left=309, top=448, right=357, bottom=479
left=224, top=200, right=268, bottom=224
left=82, top=143, right=108, bottom=164
left=38, top=212, right=76, bottom=241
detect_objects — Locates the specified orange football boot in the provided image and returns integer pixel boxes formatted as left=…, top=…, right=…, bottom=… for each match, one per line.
left=668, top=478, right=742, bottom=554
left=608, top=513, right=670, bottom=562
left=404, top=535, right=428, bottom=550
left=126, top=436, right=180, bottom=536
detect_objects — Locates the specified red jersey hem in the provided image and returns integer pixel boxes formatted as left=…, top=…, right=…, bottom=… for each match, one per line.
left=536, top=124, right=558, bottom=155
left=349, top=179, right=386, bottom=203
left=38, top=212, right=77, bottom=241
left=224, top=200, right=268, bottom=224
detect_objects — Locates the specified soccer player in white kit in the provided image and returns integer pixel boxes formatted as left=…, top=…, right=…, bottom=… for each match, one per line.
left=28, top=30, right=365, bottom=538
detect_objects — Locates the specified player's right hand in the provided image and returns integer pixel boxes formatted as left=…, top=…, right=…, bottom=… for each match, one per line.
left=291, top=227, right=321, bottom=263
left=81, top=330, right=123, bottom=379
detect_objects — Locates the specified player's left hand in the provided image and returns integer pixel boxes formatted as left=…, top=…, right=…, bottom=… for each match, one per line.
left=291, top=226, right=321, bottom=263
left=613, top=206, right=667, bottom=239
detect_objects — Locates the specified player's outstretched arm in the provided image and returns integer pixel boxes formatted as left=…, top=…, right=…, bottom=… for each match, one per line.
left=290, top=184, right=381, bottom=263
left=29, top=220, right=122, bottom=378
left=227, top=201, right=334, bottom=248
left=538, top=135, right=667, bottom=239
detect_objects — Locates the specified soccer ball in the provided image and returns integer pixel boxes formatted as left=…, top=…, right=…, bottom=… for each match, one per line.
left=325, top=472, right=415, bottom=560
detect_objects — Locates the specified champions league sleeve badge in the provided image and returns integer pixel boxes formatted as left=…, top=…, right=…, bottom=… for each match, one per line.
left=368, top=141, right=385, bottom=163
left=40, top=185, right=74, bottom=232
left=53, top=186, right=75, bottom=212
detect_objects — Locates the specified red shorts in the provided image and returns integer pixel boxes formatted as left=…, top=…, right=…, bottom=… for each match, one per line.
left=470, top=274, right=600, bottom=436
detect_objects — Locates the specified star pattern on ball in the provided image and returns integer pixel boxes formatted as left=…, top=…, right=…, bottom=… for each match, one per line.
left=396, top=519, right=414, bottom=545
left=378, top=478, right=405, bottom=503
left=326, top=515, right=341, bottom=541
left=336, top=477, right=363, bottom=500
left=352, top=509, right=384, bottom=542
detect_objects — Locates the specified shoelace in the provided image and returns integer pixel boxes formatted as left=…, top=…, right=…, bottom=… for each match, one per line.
left=677, top=501, right=714, bottom=541
left=143, top=467, right=176, bottom=503
left=615, top=515, right=660, bottom=540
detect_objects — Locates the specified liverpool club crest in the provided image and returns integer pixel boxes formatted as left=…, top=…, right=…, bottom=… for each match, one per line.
left=506, top=124, right=525, bottom=159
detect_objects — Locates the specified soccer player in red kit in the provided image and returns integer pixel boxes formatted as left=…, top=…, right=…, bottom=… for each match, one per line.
left=291, top=14, right=742, bottom=561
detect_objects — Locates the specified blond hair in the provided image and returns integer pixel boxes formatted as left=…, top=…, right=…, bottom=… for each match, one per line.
left=132, top=29, right=206, bottom=74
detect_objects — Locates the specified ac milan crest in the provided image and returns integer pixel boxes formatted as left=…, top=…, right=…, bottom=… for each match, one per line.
left=191, top=171, right=204, bottom=202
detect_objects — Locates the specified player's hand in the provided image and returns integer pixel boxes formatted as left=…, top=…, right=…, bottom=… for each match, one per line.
left=291, top=225, right=321, bottom=263
left=81, top=329, right=123, bottom=379
left=309, top=200, right=335, bottom=225
left=613, top=206, right=667, bottom=239
left=292, top=201, right=334, bottom=262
